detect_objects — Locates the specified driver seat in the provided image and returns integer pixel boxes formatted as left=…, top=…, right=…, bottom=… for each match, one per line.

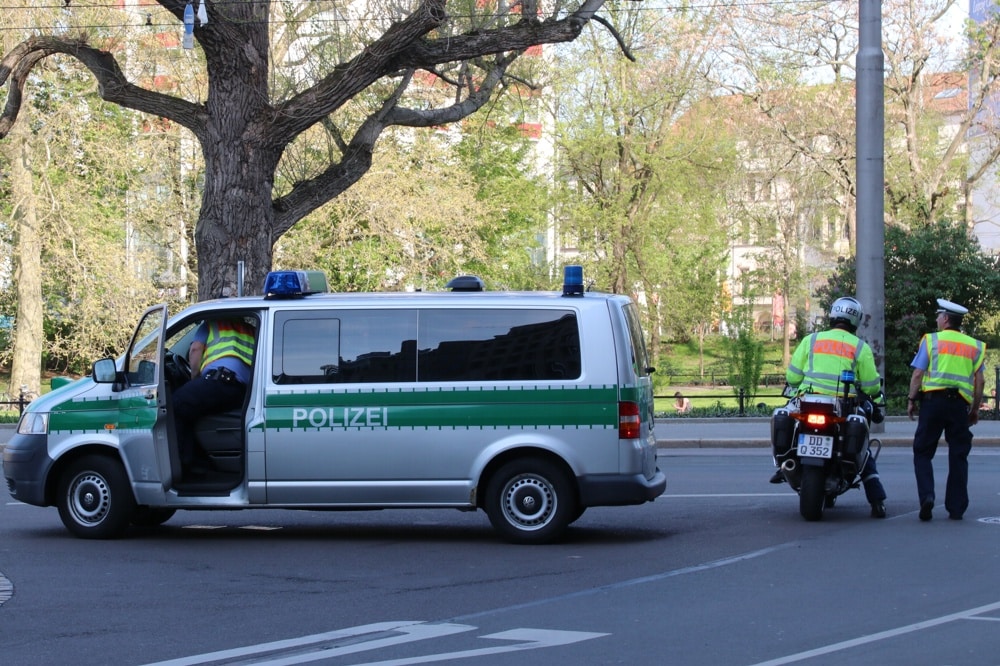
left=194, top=409, right=244, bottom=474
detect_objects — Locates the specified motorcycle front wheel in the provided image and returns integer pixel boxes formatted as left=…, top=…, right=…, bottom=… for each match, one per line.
left=799, top=465, right=826, bottom=521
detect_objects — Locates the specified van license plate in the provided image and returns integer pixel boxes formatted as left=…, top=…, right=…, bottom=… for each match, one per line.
left=797, top=434, right=833, bottom=458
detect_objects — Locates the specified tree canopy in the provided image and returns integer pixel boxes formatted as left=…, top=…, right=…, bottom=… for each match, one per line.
left=816, top=220, right=1000, bottom=396
left=0, top=0, right=617, bottom=299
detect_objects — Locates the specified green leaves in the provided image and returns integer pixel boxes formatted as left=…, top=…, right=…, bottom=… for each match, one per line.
left=818, top=220, right=1000, bottom=394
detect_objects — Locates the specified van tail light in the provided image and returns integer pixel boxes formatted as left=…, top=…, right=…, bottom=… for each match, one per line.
left=619, top=401, right=641, bottom=440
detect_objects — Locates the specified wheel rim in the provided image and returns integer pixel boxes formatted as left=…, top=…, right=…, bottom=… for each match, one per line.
left=501, top=473, right=555, bottom=531
left=67, top=471, right=111, bottom=526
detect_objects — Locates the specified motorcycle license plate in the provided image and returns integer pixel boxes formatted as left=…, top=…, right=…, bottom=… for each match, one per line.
left=797, top=434, right=834, bottom=458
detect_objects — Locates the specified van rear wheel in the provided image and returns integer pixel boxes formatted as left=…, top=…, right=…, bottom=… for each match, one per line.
left=57, top=455, right=136, bottom=539
left=484, top=458, right=576, bottom=544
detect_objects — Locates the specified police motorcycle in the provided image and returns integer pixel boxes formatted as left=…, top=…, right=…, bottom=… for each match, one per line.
left=771, top=371, right=884, bottom=521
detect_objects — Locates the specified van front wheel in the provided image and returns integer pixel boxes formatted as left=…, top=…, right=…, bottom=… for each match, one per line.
left=484, top=458, right=577, bottom=544
left=57, top=455, right=136, bottom=539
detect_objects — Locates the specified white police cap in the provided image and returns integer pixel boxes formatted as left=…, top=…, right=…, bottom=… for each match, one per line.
left=936, top=298, right=968, bottom=316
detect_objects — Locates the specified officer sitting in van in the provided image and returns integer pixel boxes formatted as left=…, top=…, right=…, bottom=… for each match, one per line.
left=172, top=316, right=255, bottom=477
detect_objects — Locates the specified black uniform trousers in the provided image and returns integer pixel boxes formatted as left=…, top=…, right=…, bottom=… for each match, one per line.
left=913, top=390, right=973, bottom=517
left=172, top=375, right=247, bottom=467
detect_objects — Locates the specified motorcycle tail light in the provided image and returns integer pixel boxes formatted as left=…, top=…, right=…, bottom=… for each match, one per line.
left=806, top=413, right=827, bottom=426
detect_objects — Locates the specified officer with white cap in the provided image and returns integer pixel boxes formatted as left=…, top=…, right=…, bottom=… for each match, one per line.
left=907, top=298, right=987, bottom=522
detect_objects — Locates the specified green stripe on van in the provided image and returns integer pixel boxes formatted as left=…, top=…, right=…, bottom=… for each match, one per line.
left=48, top=394, right=157, bottom=433
left=265, top=385, right=619, bottom=430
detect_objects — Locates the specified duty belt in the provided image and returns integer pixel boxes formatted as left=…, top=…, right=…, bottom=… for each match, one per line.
left=922, top=388, right=964, bottom=401
left=202, top=367, right=241, bottom=385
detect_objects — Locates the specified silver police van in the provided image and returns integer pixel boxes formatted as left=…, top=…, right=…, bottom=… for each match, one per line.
left=3, top=267, right=665, bottom=543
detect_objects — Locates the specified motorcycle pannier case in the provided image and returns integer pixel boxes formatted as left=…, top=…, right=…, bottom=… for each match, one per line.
left=772, top=408, right=795, bottom=455
left=842, top=415, right=867, bottom=457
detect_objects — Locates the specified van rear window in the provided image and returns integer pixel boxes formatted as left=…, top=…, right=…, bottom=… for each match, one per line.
left=272, top=308, right=581, bottom=384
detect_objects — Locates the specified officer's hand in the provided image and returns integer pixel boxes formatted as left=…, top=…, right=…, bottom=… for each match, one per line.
left=907, top=401, right=917, bottom=421
left=969, top=410, right=979, bottom=426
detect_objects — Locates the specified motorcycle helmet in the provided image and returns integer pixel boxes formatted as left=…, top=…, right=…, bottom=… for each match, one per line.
left=829, top=296, right=863, bottom=332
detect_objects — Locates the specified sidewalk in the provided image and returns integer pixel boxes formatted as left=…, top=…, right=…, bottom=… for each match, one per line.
left=654, top=416, right=1000, bottom=449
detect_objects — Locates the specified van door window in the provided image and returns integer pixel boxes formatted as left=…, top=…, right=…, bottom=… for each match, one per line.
left=126, top=307, right=166, bottom=387
left=418, top=309, right=581, bottom=381
left=272, top=310, right=418, bottom=384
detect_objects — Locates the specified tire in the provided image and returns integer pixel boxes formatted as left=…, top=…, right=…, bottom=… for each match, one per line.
left=799, top=465, right=826, bottom=521
left=484, top=458, right=577, bottom=544
left=57, top=455, right=136, bottom=539
left=131, top=507, right=176, bottom=528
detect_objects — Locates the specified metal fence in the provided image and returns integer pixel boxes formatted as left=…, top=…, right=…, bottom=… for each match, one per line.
left=0, top=387, right=35, bottom=416
left=659, top=372, right=1000, bottom=418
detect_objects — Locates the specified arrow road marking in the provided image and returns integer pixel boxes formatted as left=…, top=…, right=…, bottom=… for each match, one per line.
left=140, top=621, right=475, bottom=666
left=140, top=623, right=606, bottom=666
left=348, top=628, right=610, bottom=665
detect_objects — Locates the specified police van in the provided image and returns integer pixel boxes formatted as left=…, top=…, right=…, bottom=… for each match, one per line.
left=3, top=267, right=665, bottom=544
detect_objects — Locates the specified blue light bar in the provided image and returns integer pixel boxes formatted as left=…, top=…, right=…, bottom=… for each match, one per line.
left=563, top=265, right=584, bottom=297
left=263, top=270, right=328, bottom=298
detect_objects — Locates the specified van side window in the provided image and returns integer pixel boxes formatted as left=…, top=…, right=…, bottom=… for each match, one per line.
left=622, top=303, right=651, bottom=377
left=272, top=310, right=418, bottom=384
left=418, top=309, right=581, bottom=381
left=272, top=308, right=581, bottom=384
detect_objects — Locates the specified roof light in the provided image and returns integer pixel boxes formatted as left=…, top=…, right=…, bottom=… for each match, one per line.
left=563, top=265, right=584, bottom=297
left=263, top=270, right=328, bottom=299
left=445, top=275, right=485, bottom=292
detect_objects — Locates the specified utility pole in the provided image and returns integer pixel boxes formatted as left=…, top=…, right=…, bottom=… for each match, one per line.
left=856, top=0, right=885, bottom=428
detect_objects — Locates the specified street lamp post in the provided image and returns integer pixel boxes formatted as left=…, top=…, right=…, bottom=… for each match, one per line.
left=856, top=0, right=885, bottom=429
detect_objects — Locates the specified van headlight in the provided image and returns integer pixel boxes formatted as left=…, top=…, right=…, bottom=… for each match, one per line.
left=17, top=411, right=49, bottom=435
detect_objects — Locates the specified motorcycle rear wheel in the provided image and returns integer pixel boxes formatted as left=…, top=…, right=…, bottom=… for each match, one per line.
left=799, top=465, right=826, bottom=521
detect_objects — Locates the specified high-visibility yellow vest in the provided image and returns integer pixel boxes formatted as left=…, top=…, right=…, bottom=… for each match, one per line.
left=200, top=320, right=255, bottom=371
left=787, top=328, right=881, bottom=396
left=920, top=330, right=986, bottom=404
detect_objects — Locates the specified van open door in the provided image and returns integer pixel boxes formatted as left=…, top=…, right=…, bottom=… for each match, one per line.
left=122, top=304, right=179, bottom=489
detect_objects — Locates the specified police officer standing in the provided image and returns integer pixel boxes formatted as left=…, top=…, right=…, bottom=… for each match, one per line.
left=907, top=298, right=986, bottom=521
left=770, top=296, right=888, bottom=518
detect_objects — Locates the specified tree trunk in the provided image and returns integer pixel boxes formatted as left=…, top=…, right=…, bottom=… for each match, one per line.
left=195, top=141, right=279, bottom=300
left=194, top=17, right=278, bottom=302
left=8, top=124, right=43, bottom=395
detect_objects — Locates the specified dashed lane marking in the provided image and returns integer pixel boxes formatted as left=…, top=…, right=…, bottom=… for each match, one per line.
left=745, top=600, right=1000, bottom=666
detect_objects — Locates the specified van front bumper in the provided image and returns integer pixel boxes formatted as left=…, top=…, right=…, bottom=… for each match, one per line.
left=2, top=433, right=53, bottom=507
left=578, top=468, right=666, bottom=507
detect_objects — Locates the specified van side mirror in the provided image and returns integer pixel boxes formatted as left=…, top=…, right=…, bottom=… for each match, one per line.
left=92, top=358, right=117, bottom=384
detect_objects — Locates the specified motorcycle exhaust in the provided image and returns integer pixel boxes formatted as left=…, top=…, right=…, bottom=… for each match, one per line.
left=781, top=458, right=801, bottom=486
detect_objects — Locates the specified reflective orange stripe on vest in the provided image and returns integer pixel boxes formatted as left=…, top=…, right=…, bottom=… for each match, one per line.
left=811, top=338, right=858, bottom=360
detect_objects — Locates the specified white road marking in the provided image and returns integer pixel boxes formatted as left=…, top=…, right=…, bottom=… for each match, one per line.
left=140, top=621, right=474, bottom=666
left=345, top=628, right=609, bottom=666
left=745, top=600, right=1000, bottom=666
left=664, top=493, right=791, bottom=498
left=453, top=543, right=795, bottom=622
left=139, top=623, right=606, bottom=666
